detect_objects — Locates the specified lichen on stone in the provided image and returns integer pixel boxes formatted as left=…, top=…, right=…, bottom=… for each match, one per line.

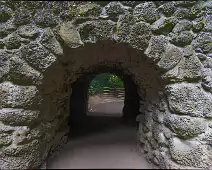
left=164, top=114, right=207, bottom=139
left=169, top=137, right=210, bottom=168
left=0, top=50, right=10, bottom=81
left=145, top=35, right=169, bottom=62
left=157, top=2, right=176, bottom=17
left=170, top=31, right=194, bottom=47
left=165, top=83, right=212, bottom=117
left=128, top=21, right=152, bottom=51
left=133, top=2, right=159, bottom=24
left=0, top=4, right=13, bottom=22
left=151, top=16, right=178, bottom=35
left=5, top=34, right=21, bottom=50
left=17, top=24, right=39, bottom=39
left=20, top=42, right=57, bottom=72
left=40, top=27, right=63, bottom=56
left=34, top=9, right=59, bottom=28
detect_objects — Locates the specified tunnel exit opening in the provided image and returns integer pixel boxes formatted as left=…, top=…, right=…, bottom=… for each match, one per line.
left=87, top=73, right=125, bottom=117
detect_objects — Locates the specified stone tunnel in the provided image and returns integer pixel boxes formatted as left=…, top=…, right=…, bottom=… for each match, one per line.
left=0, top=1, right=212, bottom=169
left=69, top=65, right=140, bottom=130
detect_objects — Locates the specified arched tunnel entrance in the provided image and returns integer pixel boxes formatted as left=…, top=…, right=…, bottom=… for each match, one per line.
left=45, top=42, right=162, bottom=169
left=47, top=67, right=152, bottom=169
left=69, top=66, right=140, bottom=135
left=1, top=1, right=211, bottom=169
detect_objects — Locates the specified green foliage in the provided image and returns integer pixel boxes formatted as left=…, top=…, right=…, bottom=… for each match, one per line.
left=88, top=73, right=124, bottom=95
left=109, top=75, right=124, bottom=88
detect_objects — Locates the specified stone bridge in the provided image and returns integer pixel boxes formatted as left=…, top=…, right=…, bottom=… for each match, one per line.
left=0, top=1, right=212, bottom=169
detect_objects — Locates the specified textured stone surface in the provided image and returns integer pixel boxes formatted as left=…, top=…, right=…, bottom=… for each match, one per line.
left=204, top=14, right=212, bottom=32
left=40, top=28, right=63, bottom=56
left=5, top=34, right=21, bottom=50
left=0, top=108, right=40, bottom=126
left=152, top=123, right=168, bottom=146
left=162, top=55, right=202, bottom=82
left=116, top=14, right=135, bottom=43
left=133, top=2, right=159, bottom=24
left=172, top=20, right=192, bottom=33
left=17, top=24, right=39, bottom=39
left=0, top=22, right=17, bottom=39
left=0, top=1, right=211, bottom=169
left=0, top=40, right=4, bottom=49
left=192, top=17, right=205, bottom=33
left=170, top=31, right=194, bottom=47
left=0, top=82, right=41, bottom=109
left=0, top=3, right=12, bottom=22
left=157, top=44, right=183, bottom=71
left=0, top=133, right=12, bottom=147
left=182, top=45, right=194, bottom=57
left=0, top=50, right=10, bottom=81
left=1, top=140, right=44, bottom=169
left=71, top=3, right=101, bottom=18
left=202, top=68, right=212, bottom=93
left=145, top=35, right=168, bottom=62
left=173, top=8, right=190, bottom=20
left=158, top=2, right=176, bottom=17
left=9, top=55, right=43, bottom=85
left=13, top=7, right=32, bottom=26
left=78, top=20, right=115, bottom=43
left=12, top=126, right=32, bottom=145
left=34, top=10, right=58, bottom=27
left=59, top=22, right=84, bottom=48
left=128, top=22, right=152, bottom=51
left=164, top=114, right=207, bottom=139
left=103, top=2, right=130, bottom=21
left=191, top=32, right=212, bottom=54
left=0, top=122, right=18, bottom=134
left=121, top=1, right=141, bottom=7
left=151, top=16, right=177, bottom=35
left=20, top=43, right=57, bottom=72
left=199, top=129, right=212, bottom=145
left=166, top=83, right=212, bottom=117
left=169, top=137, right=210, bottom=168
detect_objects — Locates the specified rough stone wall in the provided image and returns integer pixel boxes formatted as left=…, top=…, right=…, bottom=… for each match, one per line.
left=0, top=1, right=211, bottom=169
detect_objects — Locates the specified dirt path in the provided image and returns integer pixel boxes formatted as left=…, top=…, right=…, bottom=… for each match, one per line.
left=88, top=95, right=124, bottom=113
left=47, top=101, right=155, bottom=169
left=47, top=124, right=154, bottom=169
left=87, top=101, right=124, bottom=116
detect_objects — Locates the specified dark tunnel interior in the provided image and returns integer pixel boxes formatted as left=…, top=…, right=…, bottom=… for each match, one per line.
left=68, top=66, right=140, bottom=138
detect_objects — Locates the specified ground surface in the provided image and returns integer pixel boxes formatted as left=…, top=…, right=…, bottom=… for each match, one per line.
left=88, top=95, right=124, bottom=113
left=47, top=97, right=155, bottom=169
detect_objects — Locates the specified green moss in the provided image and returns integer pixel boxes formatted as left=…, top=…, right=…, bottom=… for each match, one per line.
left=5, top=35, right=21, bottom=50
left=189, top=5, right=203, bottom=19
left=68, top=5, right=78, bottom=16
left=0, top=40, right=4, bottom=49
left=113, top=25, right=118, bottom=34
left=152, top=17, right=177, bottom=36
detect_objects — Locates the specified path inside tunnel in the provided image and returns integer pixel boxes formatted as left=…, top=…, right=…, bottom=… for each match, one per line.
left=47, top=101, right=156, bottom=169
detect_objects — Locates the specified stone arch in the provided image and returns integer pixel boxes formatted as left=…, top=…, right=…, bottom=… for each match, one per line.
left=0, top=1, right=211, bottom=169
left=39, top=41, right=163, bottom=160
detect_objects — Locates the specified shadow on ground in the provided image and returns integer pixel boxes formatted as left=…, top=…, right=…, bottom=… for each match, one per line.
left=47, top=102, right=155, bottom=169
left=69, top=113, right=137, bottom=140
